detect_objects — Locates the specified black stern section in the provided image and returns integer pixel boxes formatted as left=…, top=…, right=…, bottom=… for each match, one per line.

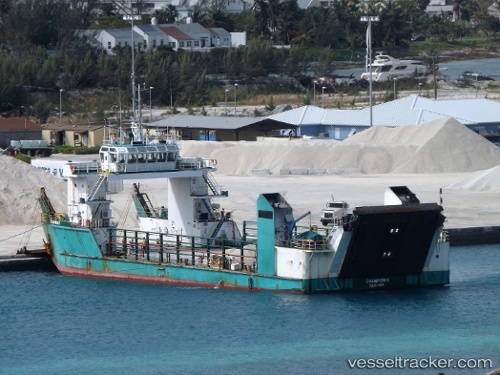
left=338, top=203, right=445, bottom=279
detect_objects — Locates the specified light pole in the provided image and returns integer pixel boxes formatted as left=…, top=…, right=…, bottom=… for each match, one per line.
left=322, top=86, right=326, bottom=108
left=313, top=80, right=318, bottom=106
left=393, top=78, right=397, bottom=99
left=361, top=15, right=379, bottom=127
left=59, top=89, right=64, bottom=127
left=234, top=83, right=238, bottom=116
left=224, top=89, right=228, bottom=115
left=123, top=14, right=142, bottom=120
left=429, top=55, right=437, bottom=99
left=418, top=82, right=423, bottom=95
left=149, top=86, right=153, bottom=122
left=472, top=73, right=479, bottom=98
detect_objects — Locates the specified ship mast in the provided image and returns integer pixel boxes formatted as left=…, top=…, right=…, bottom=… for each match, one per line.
left=123, top=14, right=142, bottom=121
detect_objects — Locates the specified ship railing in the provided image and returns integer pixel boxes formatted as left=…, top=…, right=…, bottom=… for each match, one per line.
left=107, top=228, right=257, bottom=272
left=294, top=224, right=331, bottom=237
left=102, top=134, right=179, bottom=146
left=289, top=239, right=328, bottom=251
left=68, top=161, right=100, bottom=174
left=242, top=220, right=258, bottom=242
left=177, top=157, right=214, bottom=170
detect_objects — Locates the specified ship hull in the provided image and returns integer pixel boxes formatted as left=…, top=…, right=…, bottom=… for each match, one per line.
left=43, top=223, right=449, bottom=294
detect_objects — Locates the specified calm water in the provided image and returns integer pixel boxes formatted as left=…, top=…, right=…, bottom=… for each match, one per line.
left=337, top=57, right=500, bottom=80
left=1, top=245, right=499, bottom=375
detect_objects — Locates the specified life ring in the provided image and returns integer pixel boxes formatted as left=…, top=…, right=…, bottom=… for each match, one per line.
left=85, top=219, right=91, bottom=227
left=211, top=159, right=217, bottom=166
left=70, top=165, right=76, bottom=174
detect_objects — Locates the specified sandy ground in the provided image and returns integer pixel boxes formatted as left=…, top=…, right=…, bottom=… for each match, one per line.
left=2, top=171, right=499, bottom=257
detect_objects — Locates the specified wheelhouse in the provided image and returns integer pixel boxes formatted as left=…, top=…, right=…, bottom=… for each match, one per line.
left=100, top=143, right=179, bottom=173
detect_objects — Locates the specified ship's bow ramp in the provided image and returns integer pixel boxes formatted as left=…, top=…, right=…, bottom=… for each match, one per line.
left=339, top=188, right=445, bottom=279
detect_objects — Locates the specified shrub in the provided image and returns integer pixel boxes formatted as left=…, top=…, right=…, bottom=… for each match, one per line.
left=16, top=154, right=32, bottom=163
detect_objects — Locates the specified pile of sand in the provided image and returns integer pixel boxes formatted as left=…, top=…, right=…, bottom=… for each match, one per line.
left=0, top=155, right=67, bottom=225
left=448, top=165, right=500, bottom=192
left=180, top=117, right=500, bottom=175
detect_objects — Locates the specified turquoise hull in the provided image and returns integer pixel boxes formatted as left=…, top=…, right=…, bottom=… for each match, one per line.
left=42, top=223, right=449, bottom=293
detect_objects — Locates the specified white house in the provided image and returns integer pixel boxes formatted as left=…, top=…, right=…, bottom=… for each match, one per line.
left=134, top=24, right=170, bottom=50
left=96, top=22, right=232, bottom=54
left=208, top=28, right=232, bottom=48
left=96, top=29, right=144, bottom=55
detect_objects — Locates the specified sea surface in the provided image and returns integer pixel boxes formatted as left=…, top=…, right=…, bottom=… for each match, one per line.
left=337, top=57, right=500, bottom=81
left=1, top=245, right=499, bottom=375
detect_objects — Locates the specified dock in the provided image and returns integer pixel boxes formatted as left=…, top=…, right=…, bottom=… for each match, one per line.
left=447, top=226, right=500, bottom=246
left=0, top=249, right=55, bottom=272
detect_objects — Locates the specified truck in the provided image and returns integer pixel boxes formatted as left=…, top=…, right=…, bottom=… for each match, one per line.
left=320, top=199, right=349, bottom=226
left=7, top=140, right=52, bottom=157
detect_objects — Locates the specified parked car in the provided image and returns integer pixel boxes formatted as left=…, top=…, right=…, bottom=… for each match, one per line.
left=411, top=35, right=426, bottom=42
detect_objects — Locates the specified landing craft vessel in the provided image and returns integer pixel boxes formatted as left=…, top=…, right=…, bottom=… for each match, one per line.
left=38, top=123, right=450, bottom=293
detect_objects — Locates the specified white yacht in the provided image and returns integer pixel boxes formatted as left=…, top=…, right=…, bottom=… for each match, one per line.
left=360, top=54, right=429, bottom=82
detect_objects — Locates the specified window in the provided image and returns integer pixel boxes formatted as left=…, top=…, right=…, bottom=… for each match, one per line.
left=153, top=39, right=156, bottom=48
left=179, top=41, right=184, bottom=47
left=160, top=39, right=164, bottom=45
left=194, top=40, right=199, bottom=47
left=186, top=41, right=192, bottom=47
left=143, top=40, right=147, bottom=48
left=108, top=42, right=112, bottom=49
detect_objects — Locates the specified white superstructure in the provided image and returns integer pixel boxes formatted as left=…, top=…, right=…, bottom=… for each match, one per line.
left=360, top=54, right=429, bottom=82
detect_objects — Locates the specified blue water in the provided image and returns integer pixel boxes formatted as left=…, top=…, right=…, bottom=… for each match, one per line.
left=1, top=245, right=499, bottom=375
left=337, top=57, right=500, bottom=80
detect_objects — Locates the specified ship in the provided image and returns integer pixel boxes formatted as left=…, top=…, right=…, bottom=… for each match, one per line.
left=38, top=123, right=450, bottom=293
left=360, top=54, right=431, bottom=82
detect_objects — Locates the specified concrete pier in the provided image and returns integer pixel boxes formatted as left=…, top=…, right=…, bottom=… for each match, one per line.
left=447, top=226, right=500, bottom=246
left=0, top=252, right=55, bottom=272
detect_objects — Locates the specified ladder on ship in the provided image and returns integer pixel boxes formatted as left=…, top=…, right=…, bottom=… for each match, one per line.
left=203, top=172, right=221, bottom=196
left=210, top=218, right=225, bottom=239
left=201, top=198, right=216, bottom=221
left=87, top=174, right=107, bottom=201
left=132, top=183, right=154, bottom=217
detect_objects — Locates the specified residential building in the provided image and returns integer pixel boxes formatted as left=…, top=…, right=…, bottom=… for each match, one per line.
left=40, top=124, right=105, bottom=148
left=96, top=28, right=145, bottom=55
left=0, top=117, right=42, bottom=148
left=96, top=21, right=232, bottom=54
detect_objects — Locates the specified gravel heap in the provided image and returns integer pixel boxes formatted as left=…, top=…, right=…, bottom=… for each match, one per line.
left=180, top=117, right=500, bottom=175
left=0, top=155, right=67, bottom=225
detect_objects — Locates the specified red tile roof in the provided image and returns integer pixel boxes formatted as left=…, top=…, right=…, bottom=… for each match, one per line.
left=0, top=117, right=41, bottom=131
left=160, top=26, right=193, bottom=41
